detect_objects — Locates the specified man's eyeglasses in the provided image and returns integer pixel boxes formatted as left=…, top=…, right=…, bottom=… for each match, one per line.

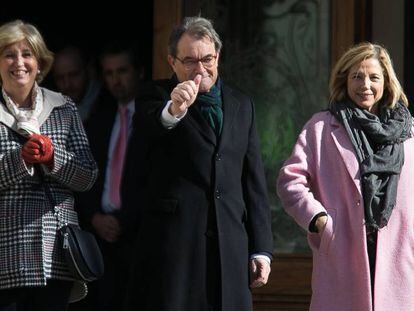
left=175, top=55, right=217, bottom=70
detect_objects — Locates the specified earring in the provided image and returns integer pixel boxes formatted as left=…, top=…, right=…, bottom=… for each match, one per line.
left=37, top=69, right=41, bottom=74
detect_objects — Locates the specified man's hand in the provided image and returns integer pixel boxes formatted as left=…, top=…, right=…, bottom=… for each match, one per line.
left=250, top=257, right=271, bottom=288
left=169, top=74, right=202, bottom=117
left=21, top=133, right=54, bottom=167
left=91, top=213, right=121, bottom=243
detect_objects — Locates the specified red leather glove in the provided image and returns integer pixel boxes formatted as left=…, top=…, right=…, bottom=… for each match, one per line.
left=22, top=134, right=54, bottom=167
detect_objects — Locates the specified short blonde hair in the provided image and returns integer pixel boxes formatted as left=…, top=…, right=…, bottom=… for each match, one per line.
left=329, top=42, right=408, bottom=109
left=0, top=20, right=54, bottom=85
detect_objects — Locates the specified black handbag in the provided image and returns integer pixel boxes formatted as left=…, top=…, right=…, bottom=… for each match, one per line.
left=59, top=224, right=104, bottom=282
left=41, top=172, right=104, bottom=283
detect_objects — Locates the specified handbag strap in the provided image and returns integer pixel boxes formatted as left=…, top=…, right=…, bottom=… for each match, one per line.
left=38, top=165, right=68, bottom=229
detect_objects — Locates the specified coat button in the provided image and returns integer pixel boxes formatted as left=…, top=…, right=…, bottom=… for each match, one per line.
left=357, top=200, right=360, bottom=206
left=215, top=153, right=221, bottom=161
left=215, top=189, right=221, bottom=199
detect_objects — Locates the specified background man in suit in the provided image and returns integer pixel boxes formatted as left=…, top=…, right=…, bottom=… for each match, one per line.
left=76, top=42, right=144, bottom=311
left=52, top=46, right=103, bottom=124
left=125, top=16, right=273, bottom=311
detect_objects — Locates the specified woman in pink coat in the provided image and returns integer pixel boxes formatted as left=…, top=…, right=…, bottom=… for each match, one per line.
left=277, top=42, right=414, bottom=311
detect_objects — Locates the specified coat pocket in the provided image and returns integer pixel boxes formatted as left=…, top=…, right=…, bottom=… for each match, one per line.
left=152, top=198, right=178, bottom=215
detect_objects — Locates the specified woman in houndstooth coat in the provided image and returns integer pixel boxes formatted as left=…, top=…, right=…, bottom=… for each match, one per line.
left=0, top=20, right=98, bottom=310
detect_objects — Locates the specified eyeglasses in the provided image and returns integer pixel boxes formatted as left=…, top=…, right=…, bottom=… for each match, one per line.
left=175, top=55, right=217, bottom=70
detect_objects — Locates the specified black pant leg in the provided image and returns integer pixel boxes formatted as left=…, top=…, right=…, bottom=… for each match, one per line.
left=366, top=231, right=378, bottom=303
left=96, top=240, right=132, bottom=311
left=0, top=280, right=72, bottom=311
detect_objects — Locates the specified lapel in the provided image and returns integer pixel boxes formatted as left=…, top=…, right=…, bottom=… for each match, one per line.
left=218, top=85, right=239, bottom=148
left=185, top=83, right=240, bottom=147
left=90, top=100, right=117, bottom=164
left=330, top=113, right=362, bottom=195
left=187, top=105, right=217, bottom=146
left=0, top=88, right=66, bottom=133
left=38, top=88, right=66, bottom=125
left=0, top=96, right=17, bottom=131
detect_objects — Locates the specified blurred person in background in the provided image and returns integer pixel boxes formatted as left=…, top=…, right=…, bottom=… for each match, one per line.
left=52, top=45, right=102, bottom=124
left=76, top=42, right=144, bottom=311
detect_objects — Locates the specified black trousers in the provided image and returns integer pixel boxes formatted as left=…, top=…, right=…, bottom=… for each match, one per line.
left=367, top=231, right=378, bottom=302
left=83, top=239, right=133, bottom=311
left=0, top=280, right=72, bottom=311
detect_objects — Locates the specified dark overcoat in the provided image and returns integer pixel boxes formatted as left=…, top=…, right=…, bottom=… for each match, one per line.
left=126, top=78, right=273, bottom=311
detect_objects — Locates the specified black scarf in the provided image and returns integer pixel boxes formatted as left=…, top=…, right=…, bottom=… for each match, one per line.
left=330, top=100, right=412, bottom=231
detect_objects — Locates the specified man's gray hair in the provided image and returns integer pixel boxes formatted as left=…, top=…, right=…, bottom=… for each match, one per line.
left=168, top=16, right=222, bottom=57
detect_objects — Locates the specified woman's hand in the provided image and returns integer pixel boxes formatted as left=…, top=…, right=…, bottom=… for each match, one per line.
left=315, top=215, right=328, bottom=235
left=22, top=134, right=54, bottom=166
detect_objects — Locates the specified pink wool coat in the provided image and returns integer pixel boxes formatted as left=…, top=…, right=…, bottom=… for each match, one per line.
left=277, top=111, right=414, bottom=311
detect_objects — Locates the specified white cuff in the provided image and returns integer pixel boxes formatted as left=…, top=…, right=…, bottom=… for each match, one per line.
left=250, top=254, right=271, bottom=264
left=160, top=100, right=187, bottom=129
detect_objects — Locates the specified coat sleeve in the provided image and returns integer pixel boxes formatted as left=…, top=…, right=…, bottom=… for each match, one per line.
left=276, top=118, right=327, bottom=231
left=0, top=147, right=33, bottom=190
left=243, top=100, right=274, bottom=255
left=45, top=104, right=98, bottom=192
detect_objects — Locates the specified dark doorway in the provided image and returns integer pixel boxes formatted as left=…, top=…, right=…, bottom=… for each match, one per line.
left=0, top=3, right=153, bottom=80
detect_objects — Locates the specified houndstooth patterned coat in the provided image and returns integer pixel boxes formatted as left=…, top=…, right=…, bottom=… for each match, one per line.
left=0, top=88, right=98, bottom=294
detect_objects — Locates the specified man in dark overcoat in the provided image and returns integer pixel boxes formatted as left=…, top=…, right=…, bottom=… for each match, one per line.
left=125, top=16, right=273, bottom=311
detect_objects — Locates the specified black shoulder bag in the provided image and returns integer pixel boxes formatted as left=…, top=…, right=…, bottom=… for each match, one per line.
left=59, top=223, right=104, bottom=282
left=42, top=171, right=104, bottom=282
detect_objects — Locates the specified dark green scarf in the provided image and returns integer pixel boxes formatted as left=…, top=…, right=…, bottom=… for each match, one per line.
left=330, top=100, right=412, bottom=231
left=196, top=79, right=223, bottom=136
